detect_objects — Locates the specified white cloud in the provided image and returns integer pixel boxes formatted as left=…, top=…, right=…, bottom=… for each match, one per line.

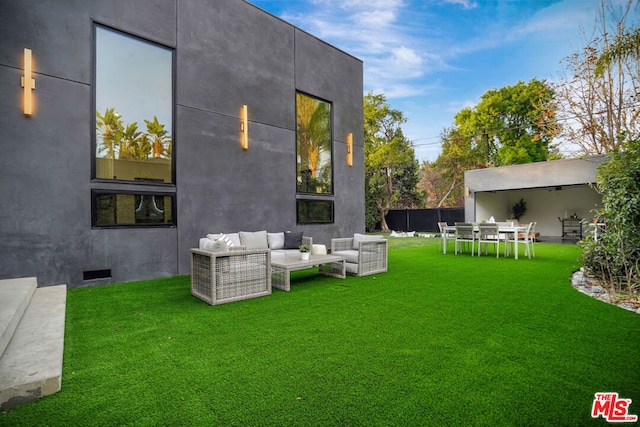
left=443, top=0, right=477, bottom=10
left=278, top=0, right=447, bottom=99
left=509, top=1, right=596, bottom=41
left=389, top=46, right=423, bottom=77
left=353, top=9, right=398, bottom=27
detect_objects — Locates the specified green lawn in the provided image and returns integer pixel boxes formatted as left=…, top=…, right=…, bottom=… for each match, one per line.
left=2, top=238, right=639, bottom=426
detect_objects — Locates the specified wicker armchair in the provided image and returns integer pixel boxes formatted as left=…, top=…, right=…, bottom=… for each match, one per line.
left=190, top=248, right=271, bottom=305
left=331, top=235, right=388, bottom=276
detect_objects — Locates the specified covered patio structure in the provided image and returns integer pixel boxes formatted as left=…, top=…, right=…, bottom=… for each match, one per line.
left=463, top=155, right=608, bottom=239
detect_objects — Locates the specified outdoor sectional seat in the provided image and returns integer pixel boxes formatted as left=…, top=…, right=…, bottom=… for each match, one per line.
left=192, top=231, right=312, bottom=305
left=190, top=248, right=272, bottom=305
left=199, top=230, right=312, bottom=262
left=331, top=233, right=388, bottom=276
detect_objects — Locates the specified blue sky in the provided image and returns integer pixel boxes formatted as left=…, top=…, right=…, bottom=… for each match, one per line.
left=250, top=0, right=609, bottom=162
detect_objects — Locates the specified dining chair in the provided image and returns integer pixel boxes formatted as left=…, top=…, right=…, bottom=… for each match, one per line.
left=454, top=223, right=476, bottom=255
left=438, top=222, right=454, bottom=253
left=477, top=223, right=501, bottom=257
left=507, top=222, right=536, bottom=259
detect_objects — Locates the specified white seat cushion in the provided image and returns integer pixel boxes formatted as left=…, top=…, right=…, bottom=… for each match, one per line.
left=345, top=263, right=359, bottom=274
left=271, top=251, right=286, bottom=262
left=333, top=250, right=359, bottom=264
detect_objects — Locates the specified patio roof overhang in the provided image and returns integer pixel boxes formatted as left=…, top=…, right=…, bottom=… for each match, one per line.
left=464, top=155, right=609, bottom=193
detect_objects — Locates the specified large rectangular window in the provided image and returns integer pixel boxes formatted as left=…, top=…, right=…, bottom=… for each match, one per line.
left=94, top=25, right=173, bottom=183
left=296, top=92, right=332, bottom=194
left=93, top=191, right=175, bottom=227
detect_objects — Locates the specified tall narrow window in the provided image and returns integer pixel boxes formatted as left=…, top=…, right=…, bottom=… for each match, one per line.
left=94, top=26, right=173, bottom=183
left=296, top=92, right=332, bottom=194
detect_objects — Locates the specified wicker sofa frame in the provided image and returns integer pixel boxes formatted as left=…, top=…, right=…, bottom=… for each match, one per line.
left=190, top=248, right=271, bottom=305
left=330, top=237, right=388, bottom=276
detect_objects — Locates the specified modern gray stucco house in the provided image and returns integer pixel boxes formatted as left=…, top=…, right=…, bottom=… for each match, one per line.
left=0, top=0, right=364, bottom=288
left=464, top=155, right=608, bottom=238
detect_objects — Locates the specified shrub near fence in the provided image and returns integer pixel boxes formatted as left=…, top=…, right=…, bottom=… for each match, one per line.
left=384, top=208, right=465, bottom=232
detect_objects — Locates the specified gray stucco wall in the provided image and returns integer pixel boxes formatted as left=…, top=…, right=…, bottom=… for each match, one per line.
left=0, top=0, right=364, bottom=287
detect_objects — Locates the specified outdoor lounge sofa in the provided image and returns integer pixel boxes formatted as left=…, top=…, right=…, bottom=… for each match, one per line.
left=330, top=233, right=388, bottom=276
left=192, top=231, right=312, bottom=305
left=199, top=231, right=312, bottom=262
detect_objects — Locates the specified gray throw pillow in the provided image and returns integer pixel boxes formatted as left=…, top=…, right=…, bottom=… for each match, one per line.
left=284, top=231, right=303, bottom=249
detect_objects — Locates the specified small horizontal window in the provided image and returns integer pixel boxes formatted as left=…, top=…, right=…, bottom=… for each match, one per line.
left=297, top=200, right=334, bottom=224
left=93, top=191, right=175, bottom=227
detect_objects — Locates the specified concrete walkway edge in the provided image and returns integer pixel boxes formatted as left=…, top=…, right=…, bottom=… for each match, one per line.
left=0, top=283, right=67, bottom=409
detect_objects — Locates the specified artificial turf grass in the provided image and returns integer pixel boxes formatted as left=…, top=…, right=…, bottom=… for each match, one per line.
left=2, top=241, right=639, bottom=426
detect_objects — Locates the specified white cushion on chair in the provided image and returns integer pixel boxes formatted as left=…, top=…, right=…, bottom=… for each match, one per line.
left=200, top=238, right=229, bottom=252
left=207, top=233, right=237, bottom=247
left=352, top=233, right=383, bottom=249
left=223, top=233, right=242, bottom=247
left=267, top=232, right=285, bottom=249
left=311, top=244, right=327, bottom=255
left=240, top=231, right=269, bottom=249
left=333, top=250, right=359, bottom=263
left=345, top=263, right=359, bottom=274
left=199, top=238, right=212, bottom=250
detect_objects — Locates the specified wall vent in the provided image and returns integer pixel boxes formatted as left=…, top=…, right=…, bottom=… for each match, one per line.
left=83, top=269, right=112, bottom=281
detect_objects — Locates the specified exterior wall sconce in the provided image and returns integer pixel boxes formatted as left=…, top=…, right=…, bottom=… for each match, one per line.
left=465, top=187, right=471, bottom=197
left=240, top=104, right=248, bottom=150
left=347, top=133, right=353, bottom=166
left=21, top=48, right=36, bottom=116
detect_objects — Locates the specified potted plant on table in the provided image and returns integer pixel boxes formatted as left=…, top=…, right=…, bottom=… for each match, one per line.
left=299, top=245, right=311, bottom=260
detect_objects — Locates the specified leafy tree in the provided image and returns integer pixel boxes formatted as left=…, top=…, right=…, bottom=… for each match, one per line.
left=454, top=79, right=560, bottom=167
left=554, top=0, right=639, bottom=155
left=421, top=126, right=487, bottom=208
left=364, top=92, right=420, bottom=231
left=580, top=136, right=640, bottom=298
left=420, top=80, right=559, bottom=208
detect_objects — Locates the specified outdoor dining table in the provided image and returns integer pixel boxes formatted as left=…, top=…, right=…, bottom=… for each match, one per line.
left=442, top=224, right=530, bottom=259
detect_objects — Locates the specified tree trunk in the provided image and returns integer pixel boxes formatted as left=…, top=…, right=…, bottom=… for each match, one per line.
left=437, top=177, right=457, bottom=208
left=378, top=206, right=389, bottom=231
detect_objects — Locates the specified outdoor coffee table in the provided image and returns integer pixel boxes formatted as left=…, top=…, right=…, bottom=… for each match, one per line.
left=271, top=254, right=346, bottom=292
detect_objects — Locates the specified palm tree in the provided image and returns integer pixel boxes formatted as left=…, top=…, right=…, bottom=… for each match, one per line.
left=144, top=116, right=171, bottom=159
left=296, top=94, right=330, bottom=191
left=596, top=26, right=640, bottom=76
left=96, top=108, right=123, bottom=159
left=120, top=122, right=143, bottom=160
